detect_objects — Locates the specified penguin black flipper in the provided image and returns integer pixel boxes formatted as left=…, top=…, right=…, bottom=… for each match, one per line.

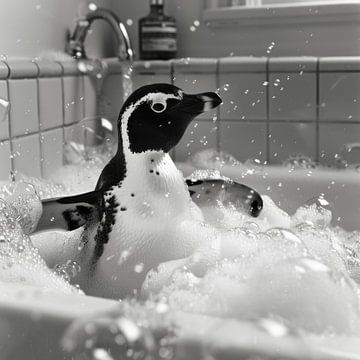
left=92, top=152, right=127, bottom=261
left=95, top=152, right=126, bottom=192
left=35, top=191, right=100, bottom=233
left=186, top=178, right=263, bottom=217
left=34, top=150, right=126, bottom=235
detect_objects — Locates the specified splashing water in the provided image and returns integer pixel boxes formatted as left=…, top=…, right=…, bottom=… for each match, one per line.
left=190, top=148, right=240, bottom=169
left=121, top=62, right=133, bottom=101
left=0, top=98, right=10, bottom=122
left=283, top=154, right=316, bottom=170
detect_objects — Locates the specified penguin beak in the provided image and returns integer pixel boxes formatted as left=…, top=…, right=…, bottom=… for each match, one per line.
left=178, top=92, right=222, bottom=115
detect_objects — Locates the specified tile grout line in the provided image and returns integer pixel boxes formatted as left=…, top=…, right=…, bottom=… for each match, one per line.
left=3, top=61, right=15, bottom=180
left=5, top=78, right=15, bottom=180
left=265, top=58, right=270, bottom=165
left=35, top=63, right=44, bottom=178
left=315, top=58, right=320, bottom=164
left=215, top=59, right=221, bottom=153
left=57, top=61, right=66, bottom=167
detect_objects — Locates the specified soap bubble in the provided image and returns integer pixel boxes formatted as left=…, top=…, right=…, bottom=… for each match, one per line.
left=0, top=195, right=79, bottom=294
left=54, top=260, right=81, bottom=282
left=292, top=195, right=333, bottom=229
left=190, top=149, right=240, bottom=169
left=1, top=181, right=42, bottom=234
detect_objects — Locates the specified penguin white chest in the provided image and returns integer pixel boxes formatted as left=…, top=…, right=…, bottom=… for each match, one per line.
left=88, top=153, right=201, bottom=297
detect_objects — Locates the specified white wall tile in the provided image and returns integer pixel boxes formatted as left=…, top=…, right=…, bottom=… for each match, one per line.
left=41, top=128, right=63, bottom=179
left=219, top=121, right=267, bottom=162
left=12, top=134, right=41, bottom=178
left=0, top=81, right=9, bottom=140
left=9, top=79, right=39, bottom=137
left=319, top=123, right=360, bottom=166
left=0, top=140, right=11, bottom=180
left=320, top=73, right=360, bottom=122
left=269, top=73, right=316, bottom=121
left=38, top=78, right=63, bottom=130
left=84, top=76, right=98, bottom=121
left=269, top=122, right=316, bottom=164
left=101, top=74, right=123, bottom=123
left=219, top=73, right=267, bottom=120
left=63, top=76, right=84, bottom=125
left=175, top=120, right=218, bottom=162
left=174, top=73, right=217, bottom=120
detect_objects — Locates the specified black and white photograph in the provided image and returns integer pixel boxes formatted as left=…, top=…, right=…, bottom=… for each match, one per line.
left=0, top=0, right=360, bottom=359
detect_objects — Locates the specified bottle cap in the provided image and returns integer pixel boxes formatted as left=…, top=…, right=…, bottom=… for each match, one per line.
left=150, top=0, right=164, bottom=5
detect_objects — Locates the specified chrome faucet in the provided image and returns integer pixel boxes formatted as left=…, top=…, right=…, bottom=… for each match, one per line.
left=66, top=7, right=134, bottom=62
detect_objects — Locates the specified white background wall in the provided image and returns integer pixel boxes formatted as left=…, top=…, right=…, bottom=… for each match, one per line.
left=0, top=0, right=359, bottom=60
left=111, top=0, right=360, bottom=58
left=0, top=0, right=113, bottom=59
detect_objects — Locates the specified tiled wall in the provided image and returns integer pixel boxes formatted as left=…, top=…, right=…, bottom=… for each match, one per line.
left=133, top=57, right=360, bottom=166
left=1, top=56, right=360, bottom=181
left=0, top=59, right=123, bottom=181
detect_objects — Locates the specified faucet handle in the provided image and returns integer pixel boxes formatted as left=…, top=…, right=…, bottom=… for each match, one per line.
left=66, top=19, right=91, bottom=59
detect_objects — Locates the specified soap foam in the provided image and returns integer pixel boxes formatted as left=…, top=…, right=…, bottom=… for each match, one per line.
left=1, top=147, right=360, bottom=347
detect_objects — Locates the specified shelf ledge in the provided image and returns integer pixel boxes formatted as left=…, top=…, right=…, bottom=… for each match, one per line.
left=203, top=1, right=360, bottom=27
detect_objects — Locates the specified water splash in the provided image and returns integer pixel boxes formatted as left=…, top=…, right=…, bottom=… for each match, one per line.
left=0, top=98, right=10, bottom=122
left=292, top=195, right=333, bottom=229
left=121, top=62, right=133, bottom=101
left=283, top=154, right=316, bottom=169
left=54, top=260, right=81, bottom=282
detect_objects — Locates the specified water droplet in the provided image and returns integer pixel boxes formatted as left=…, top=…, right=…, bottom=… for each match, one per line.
left=134, top=263, right=144, bottom=273
left=92, top=348, right=114, bottom=360
left=118, top=250, right=131, bottom=265
left=88, top=3, right=98, bottom=11
left=116, top=317, right=141, bottom=343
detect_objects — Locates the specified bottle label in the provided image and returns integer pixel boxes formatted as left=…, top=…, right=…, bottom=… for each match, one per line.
left=142, top=38, right=177, bottom=52
left=141, top=24, right=177, bottom=52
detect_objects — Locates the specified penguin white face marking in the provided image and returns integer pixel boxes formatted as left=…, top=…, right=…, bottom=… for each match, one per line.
left=151, top=101, right=166, bottom=113
left=150, top=93, right=172, bottom=113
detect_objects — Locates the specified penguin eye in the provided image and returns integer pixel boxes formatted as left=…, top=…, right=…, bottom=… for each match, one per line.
left=151, top=101, right=167, bottom=113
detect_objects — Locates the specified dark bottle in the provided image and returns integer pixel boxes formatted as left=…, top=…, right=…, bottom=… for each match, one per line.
left=139, top=0, right=177, bottom=60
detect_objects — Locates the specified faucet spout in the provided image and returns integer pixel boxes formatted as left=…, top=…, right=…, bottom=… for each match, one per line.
left=66, top=8, right=134, bottom=62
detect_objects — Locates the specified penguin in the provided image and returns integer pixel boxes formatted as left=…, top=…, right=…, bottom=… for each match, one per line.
left=32, top=83, right=263, bottom=299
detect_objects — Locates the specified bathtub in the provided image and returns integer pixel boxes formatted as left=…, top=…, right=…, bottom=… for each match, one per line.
left=1, top=55, right=360, bottom=359
left=0, top=162, right=359, bottom=360
left=178, top=162, right=360, bottom=232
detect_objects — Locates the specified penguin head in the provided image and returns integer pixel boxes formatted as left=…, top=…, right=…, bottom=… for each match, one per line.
left=119, top=83, right=222, bottom=154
